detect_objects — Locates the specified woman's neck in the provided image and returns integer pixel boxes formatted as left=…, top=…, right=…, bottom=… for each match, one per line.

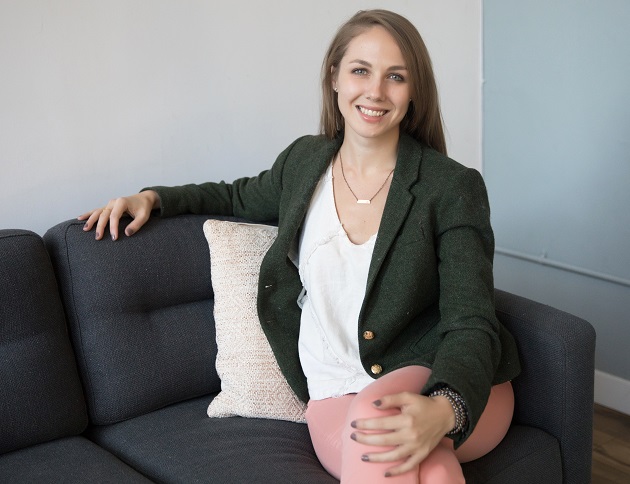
left=339, top=130, right=399, bottom=175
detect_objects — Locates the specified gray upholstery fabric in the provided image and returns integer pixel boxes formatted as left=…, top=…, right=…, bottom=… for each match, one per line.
left=495, top=289, right=596, bottom=484
left=461, top=426, right=562, bottom=483
left=44, top=216, right=222, bottom=425
left=40, top=215, right=595, bottom=483
left=0, top=436, right=152, bottom=483
left=88, top=395, right=337, bottom=484
left=0, top=230, right=87, bottom=455
left=88, top=395, right=562, bottom=484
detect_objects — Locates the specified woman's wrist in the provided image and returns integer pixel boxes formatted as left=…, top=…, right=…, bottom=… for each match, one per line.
left=429, top=386, right=469, bottom=436
left=139, top=189, right=161, bottom=210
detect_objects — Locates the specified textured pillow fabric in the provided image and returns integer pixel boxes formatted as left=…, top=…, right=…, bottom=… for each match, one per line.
left=203, top=220, right=306, bottom=423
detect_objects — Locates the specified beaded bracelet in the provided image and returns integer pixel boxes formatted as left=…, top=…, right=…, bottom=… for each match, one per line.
left=429, top=386, right=469, bottom=436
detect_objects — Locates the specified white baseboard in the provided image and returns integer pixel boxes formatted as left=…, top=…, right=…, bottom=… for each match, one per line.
left=594, top=370, right=630, bottom=415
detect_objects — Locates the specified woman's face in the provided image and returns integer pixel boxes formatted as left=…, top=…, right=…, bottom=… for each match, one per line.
left=334, top=26, right=411, bottom=144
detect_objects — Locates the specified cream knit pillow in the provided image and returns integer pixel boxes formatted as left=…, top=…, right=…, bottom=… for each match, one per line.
left=203, top=219, right=306, bottom=423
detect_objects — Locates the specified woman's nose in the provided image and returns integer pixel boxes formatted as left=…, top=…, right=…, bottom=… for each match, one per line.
left=366, top=78, right=384, bottom=102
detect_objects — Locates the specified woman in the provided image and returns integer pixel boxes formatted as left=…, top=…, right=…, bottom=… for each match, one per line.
left=80, top=10, right=520, bottom=483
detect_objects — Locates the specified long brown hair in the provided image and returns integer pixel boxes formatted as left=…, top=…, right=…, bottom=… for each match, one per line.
left=320, top=9, right=447, bottom=155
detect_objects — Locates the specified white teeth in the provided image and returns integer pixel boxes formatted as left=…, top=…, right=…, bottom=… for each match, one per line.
left=358, top=106, right=386, bottom=117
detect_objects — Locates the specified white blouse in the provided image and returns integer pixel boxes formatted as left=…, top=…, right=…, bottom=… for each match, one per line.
left=297, top=163, right=376, bottom=400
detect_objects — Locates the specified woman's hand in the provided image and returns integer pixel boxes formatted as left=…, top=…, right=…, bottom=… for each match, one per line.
left=78, top=190, right=160, bottom=241
left=350, top=392, right=455, bottom=477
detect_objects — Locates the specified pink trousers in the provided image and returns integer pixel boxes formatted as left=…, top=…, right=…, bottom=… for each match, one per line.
left=305, top=366, right=514, bottom=484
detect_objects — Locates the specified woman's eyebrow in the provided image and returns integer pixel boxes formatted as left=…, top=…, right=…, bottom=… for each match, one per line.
left=348, top=59, right=407, bottom=71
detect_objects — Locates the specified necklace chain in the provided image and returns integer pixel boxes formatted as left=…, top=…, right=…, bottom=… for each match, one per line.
left=338, top=152, right=395, bottom=205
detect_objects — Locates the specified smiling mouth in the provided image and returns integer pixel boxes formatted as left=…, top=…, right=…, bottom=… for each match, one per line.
left=357, top=106, right=387, bottom=117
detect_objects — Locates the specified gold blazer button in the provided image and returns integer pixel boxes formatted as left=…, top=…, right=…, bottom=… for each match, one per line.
left=370, top=364, right=383, bottom=375
left=363, top=330, right=375, bottom=340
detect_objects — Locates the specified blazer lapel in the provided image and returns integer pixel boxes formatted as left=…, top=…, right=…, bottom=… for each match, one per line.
left=281, top=136, right=342, bottom=245
left=365, top=135, right=423, bottom=295
left=276, top=133, right=423, bottom=295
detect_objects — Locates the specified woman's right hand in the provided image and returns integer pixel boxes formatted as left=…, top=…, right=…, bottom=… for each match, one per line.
left=78, top=190, right=160, bottom=241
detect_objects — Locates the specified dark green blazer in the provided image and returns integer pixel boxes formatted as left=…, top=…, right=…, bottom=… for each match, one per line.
left=152, top=134, right=520, bottom=446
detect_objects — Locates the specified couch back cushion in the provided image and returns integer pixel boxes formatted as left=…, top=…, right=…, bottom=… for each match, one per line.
left=0, top=230, right=87, bottom=454
left=44, top=215, right=222, bottom=425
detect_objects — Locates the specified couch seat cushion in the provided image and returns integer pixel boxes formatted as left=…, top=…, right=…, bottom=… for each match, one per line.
left=461, top=425, right=562, bottom=483
left=87, top=395, right=562, bottom=484
left=87, top=395, right=336, bottom=484
left=0, top=436, right=151, bottom=483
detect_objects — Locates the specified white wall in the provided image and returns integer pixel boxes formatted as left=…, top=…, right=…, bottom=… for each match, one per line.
left=0, top=0, right=482, bottom=235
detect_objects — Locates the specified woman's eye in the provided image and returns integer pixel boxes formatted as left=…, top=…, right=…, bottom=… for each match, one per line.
left=389, top=73, right=405, bottom=82
left=352, top=68, right=368, bottom=75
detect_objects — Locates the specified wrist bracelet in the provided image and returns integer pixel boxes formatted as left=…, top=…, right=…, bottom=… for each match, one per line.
left=429, top=386, right=469, bottom=436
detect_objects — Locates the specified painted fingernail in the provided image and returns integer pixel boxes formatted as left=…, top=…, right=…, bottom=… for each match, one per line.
left=111, top=234, right=116, bottom=241
left=95, top=232, right=100, bottom=239
left=361, top=455, right=369, bottom=462
left=83, top=223, right=89, bottom=231
left=384, top=472, right=392, bottom=478
left=126, top=228, right=134, bottom=236
left=350, top=420, right=357, bottom=428
left=373, top=399, right=382, bottom=407
left=350, top=433, right=357, bottom=441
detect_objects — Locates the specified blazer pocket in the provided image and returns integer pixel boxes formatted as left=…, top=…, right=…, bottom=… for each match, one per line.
left=409, top=307, right=441, bottom=355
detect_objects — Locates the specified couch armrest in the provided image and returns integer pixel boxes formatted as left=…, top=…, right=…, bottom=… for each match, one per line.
left=494, top=289, right=595, bottom=484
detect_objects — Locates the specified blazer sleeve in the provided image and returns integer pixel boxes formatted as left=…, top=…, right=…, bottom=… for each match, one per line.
left=422, top=167, right=501, bottom=448
left=144, top=137, right=306, bottom=221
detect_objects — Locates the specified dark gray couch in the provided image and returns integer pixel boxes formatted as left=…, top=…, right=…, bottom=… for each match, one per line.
left=0, top=215, right=596, bottom=483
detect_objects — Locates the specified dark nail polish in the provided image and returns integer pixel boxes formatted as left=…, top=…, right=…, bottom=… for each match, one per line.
left=350, top=433, right=357, bottom=441
left=111, top=234, right=116, bottom=241
left=350, top=420, right=357, bottom=428
left=384, top=472, right=392, bottom=478
left=361, top=455, right=369, bottom=462
left=373, top=399, right=382, bottom=407
left=95, top=232, right=100, bottom=239
left=126, top=228, right=134, bottom=236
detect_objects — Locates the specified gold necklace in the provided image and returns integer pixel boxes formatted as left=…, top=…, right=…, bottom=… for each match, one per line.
left=338, top=152, right=395, bottom=205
